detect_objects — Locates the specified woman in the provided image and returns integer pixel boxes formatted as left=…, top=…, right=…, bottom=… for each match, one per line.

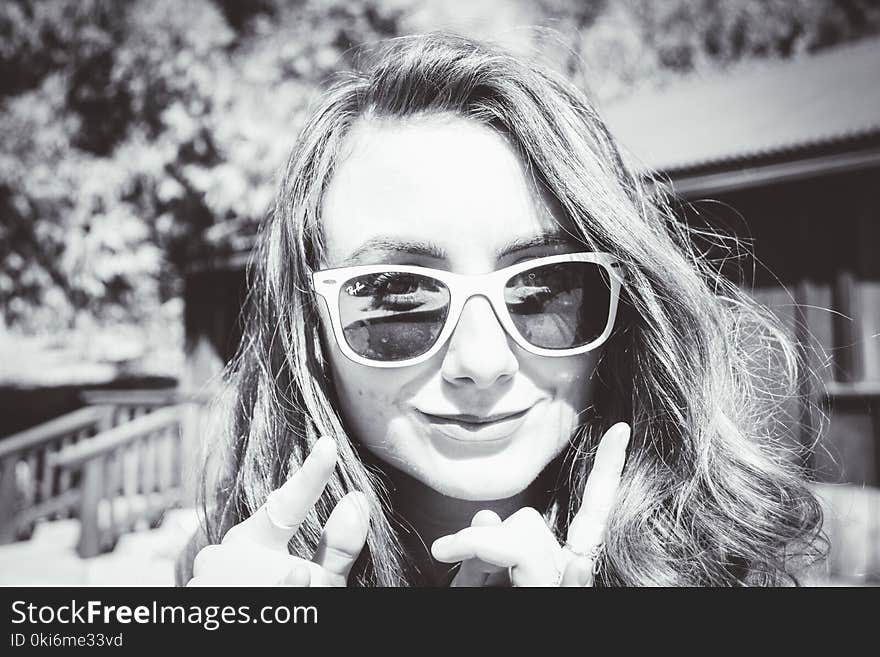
left=181, top=32, right=825, bottom=587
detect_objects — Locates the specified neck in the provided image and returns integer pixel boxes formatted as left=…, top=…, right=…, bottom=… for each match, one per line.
left=369, top=456, right=561, bottom=585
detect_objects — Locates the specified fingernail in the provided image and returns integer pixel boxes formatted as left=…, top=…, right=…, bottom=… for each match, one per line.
left=612, top=422, right=631, bottom=448
left=315, top=435, right=336, bottom=451
left=471, top=509, right=502, bottom=526
left=350, top=491, right=371, bottom=523
left=311, top=436, right=337, bottom=460
left=431, top=535, right=455, bottom=557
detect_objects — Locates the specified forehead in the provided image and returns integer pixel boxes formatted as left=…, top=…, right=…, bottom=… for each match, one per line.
left=319, top=115, right=577, bottom=270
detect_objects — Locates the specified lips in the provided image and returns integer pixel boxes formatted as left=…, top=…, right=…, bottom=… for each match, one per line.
left=417, top=407, right=532, bottom=443
left=426, top=409, right=529, bottom=425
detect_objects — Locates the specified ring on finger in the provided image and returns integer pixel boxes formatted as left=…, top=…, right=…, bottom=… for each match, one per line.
left=564, top=541, right=604, bottom=574
left=563, top=541, right=604, bottom=559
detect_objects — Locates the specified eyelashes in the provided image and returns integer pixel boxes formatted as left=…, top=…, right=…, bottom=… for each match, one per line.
left=367, top=272, right=436, bottom=311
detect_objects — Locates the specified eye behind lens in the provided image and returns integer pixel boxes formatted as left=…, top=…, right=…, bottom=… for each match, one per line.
left=338, top=271, right=451, bottom=362
left=505, top=261, right=611, bottom=350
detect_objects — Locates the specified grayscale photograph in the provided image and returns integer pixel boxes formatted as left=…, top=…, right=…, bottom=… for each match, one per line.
left=1, top=0, right=879, bottom=589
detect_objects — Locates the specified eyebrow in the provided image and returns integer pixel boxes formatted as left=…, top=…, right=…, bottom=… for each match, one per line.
left=338, top=228, right=578, bottom=267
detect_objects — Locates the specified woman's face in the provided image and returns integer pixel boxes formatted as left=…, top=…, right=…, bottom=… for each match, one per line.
left=317, top=114, right=601, bottom=501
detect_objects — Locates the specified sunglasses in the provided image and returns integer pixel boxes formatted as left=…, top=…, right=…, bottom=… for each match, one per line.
left=311, top=252, right=622, bottom=368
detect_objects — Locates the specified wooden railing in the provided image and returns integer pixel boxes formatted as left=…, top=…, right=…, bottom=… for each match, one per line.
left=80, top=389, right=184, bottom=425
left=49, top=406, right=183, bottom=558
left=0, top=405, right=114, bottom=544
left=0, top=388, right=183, bottom=548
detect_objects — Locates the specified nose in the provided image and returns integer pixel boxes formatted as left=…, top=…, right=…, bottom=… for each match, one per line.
left=441, top=295, right=519, bottom=389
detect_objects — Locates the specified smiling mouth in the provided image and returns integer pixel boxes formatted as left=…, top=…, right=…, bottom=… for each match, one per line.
left=417, top=408, right=532, bottom=443
left=424, top=409, right=529, bottom=426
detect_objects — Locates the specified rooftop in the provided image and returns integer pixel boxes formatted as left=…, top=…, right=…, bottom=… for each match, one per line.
left=603, top=36, right=880, bottom=176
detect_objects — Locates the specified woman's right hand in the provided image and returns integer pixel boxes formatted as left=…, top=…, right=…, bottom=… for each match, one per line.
left=186, top=436, right=370, bottom=587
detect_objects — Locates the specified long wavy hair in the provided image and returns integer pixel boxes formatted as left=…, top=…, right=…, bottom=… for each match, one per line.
left=200, top=32, right=826, bottom=586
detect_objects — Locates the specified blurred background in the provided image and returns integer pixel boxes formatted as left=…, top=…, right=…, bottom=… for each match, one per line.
left=1, top=0, right=878, bottom=586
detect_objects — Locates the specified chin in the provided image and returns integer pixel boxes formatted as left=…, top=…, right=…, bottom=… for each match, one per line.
left=437, top=481, right=529, bottom=502
left=423, top=456, right=547, bottom=501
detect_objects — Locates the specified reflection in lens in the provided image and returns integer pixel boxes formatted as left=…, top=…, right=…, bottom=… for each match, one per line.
left=504, top=262, right=611, bottom=349
left=339, top=272, right=450, bottom=361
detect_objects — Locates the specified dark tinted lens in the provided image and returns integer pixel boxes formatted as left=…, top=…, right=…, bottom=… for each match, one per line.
left=504, top=261, right=611, bottom=349
left=338, top=271, right=450, bottom=361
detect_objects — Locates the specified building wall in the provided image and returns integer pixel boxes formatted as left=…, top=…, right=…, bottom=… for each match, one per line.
left=683, top=166, right=880, bottom=485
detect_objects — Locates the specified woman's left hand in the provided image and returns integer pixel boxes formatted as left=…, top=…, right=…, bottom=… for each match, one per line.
left=431, top=422, right=630, bottom=587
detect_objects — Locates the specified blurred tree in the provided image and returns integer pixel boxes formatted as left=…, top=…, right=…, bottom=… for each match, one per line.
left=0, top=0, right=403, bottom=331
left=1, top=0, right=878, bottom=331
left=536, top=0, right=880, bottom=101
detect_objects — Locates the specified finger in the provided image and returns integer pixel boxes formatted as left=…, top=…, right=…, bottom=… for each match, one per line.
left=313, top=491, right=371, bottom=585
left=191, top=541, right=303, bottom=585
left=192, top=544, right=222, bottom=579
left=471, top=509, right=502, bottom=527
left=236, top=436, right=337, bottom=549
left=502, top=507, right=567, bottom=587
left=567, top=422, right=630, bottom=551
left=559, top=556, right=594, bottom=587
left=439, top=512, right=561, bottom=587
left=450, top=510, right=505, bottom=587
left=432, top=525, right=517, bottom=566
left=503, top=506, right=552, bottom=534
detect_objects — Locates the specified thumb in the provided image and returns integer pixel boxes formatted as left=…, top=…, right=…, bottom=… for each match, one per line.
left=313, top=491, right=371, bottom=585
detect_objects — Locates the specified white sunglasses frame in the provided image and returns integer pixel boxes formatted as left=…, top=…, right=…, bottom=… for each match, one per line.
left=310, top=251, right=623, bottom=368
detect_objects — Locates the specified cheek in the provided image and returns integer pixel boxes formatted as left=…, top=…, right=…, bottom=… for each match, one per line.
left=530, top=351, right=600, bottom=403
left=318, top=316, right=412, bottom=444
left=329, top=365, right=406, bottom=457
left=329, top=358, right=399, bottom=423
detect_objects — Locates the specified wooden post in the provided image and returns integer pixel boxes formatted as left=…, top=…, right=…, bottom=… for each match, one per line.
left=77, top=457, right=104, bottom=558
left=143, top=435, right=156, bottom=496
left=0, top=456, right=20, bottom=544
left=23, top=451, right=37, bottom=507
left=136, top=434, right=147, bottom=495
left=39, top=441, right=56, bottom=509
left=57, top=435, right=74, bottom=496
left=832, top=269, right=861, bottom=383
left=171, top=424, right=182, bottom=488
